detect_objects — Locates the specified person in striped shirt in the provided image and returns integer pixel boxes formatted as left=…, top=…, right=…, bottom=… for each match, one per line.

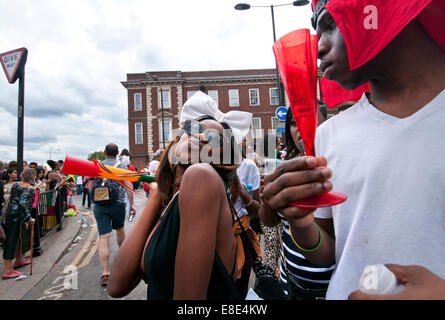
left=259, top=108, right=334, bottom=300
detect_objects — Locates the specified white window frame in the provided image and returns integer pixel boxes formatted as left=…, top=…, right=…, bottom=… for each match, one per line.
left=158, top=89, right=171, bottom=109
left=228, top=89, right=239, bottom=107
left=269, top=87, right=279, bottom=105
left=187, top=90, right=198, bottom=100
left=271, top=116, right=279, bottom=130
left=251, top=117, right=262, bottom=138
left=135, top=122, right=143, bottom=144
left=134, top=93, right=142, bottom=111
left=249, top=88, right=260, bottom=106
left=158, top=119, right=172, bottom=143
left=208, top=90, right=219, bottom=107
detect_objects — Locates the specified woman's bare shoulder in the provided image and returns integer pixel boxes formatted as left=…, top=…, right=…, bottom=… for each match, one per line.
left=179, top=164, right=226, bottom=198
left=183, top=163, right=222, bottom=182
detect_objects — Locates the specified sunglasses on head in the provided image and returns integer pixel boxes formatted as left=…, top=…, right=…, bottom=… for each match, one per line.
left=183, top=120, right=227, bottom=147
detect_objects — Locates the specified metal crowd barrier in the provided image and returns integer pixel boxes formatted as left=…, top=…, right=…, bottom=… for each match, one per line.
left=20, top=187, right=66, bottom=255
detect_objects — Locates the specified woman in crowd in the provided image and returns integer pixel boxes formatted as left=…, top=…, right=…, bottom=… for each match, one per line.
left=82, top=176, right=93, bottom=209
left=108, top=91, right=251, bottom=299
left=2, top=169, right=36, bottom=279
left=2, top=168, right=18, bottom=248
left=259, top=108, right=335, bottom=300
left=118, top=149, right=135, bottom=216
left=2, top=168, right=17, bottom=218
left=46, top=160, right=65, bottom=191
left=0, top=178, right=5, bottom=245
left=34, top=166, right=47, bottom=192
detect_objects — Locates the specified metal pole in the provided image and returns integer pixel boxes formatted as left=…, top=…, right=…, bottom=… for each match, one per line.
left=160, top=88, right=166, bottom=149
left=17, top=69, right=25, bottom=180
left=270, top=5, right=284, bottom=107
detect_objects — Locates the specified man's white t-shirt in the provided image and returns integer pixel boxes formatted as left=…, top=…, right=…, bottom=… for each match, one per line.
left=314, top=90, right=445, bottom=300
left=234, top=158, right=260, bottom=217
left=148, top=160, right=160, bottom=176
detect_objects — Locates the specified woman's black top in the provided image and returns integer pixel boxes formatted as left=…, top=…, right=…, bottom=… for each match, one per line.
left=5, top=183, right=34, bottom=224
left=142, top=194, right=240, bottom=300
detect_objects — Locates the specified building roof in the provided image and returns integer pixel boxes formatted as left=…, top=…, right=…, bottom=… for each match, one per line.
left=121, top=68, right=278, bottom=88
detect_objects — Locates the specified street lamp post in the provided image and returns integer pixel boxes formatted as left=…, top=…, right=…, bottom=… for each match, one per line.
left=235, top=1, right=309, bottom=106
left=49, top=147, right=62, bottom=160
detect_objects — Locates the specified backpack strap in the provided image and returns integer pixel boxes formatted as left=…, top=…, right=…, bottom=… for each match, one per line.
left=224, top=183, right=261, bottom=263
left=101, top=160, right=123, bottom=186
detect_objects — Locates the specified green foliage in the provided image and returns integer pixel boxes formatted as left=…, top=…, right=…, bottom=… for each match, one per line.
left=87, top=151, right=105, bottom=161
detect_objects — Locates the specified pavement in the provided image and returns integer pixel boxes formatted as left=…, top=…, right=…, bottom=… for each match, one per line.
left=0, top=196, right=84, bottom=300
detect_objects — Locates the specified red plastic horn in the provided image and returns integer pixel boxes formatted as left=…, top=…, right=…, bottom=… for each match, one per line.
left=273, top=29, right=347, bottom=209
left=61, top=156, right=101, bottom=177
left=273, top=29, right=318, bottom=156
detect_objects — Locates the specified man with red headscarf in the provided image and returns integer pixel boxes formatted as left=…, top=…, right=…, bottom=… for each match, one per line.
left=262, top=0, right=445, bottom=299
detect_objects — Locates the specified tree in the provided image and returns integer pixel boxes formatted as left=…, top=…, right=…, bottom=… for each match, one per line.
left=88, top=151, right=105, bottom=161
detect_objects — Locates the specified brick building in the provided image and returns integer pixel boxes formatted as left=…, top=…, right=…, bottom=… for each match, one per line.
left=121, top=68, right=327, bottom=170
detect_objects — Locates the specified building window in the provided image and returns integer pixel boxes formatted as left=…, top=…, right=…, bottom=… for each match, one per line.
left=228, top=89, right=239, bottom=107
left=249, top=88, right=260, bottom=106
left=270, top=88, right=279, bottom=105
left=271, top=116, right=279, bottom=130
left=158, top=89, right=171, bottom=109
left=208, top=90, right=218, bottom=106
left=251, top=117, right=262, bottom=138
left=158, top=119, right=172, bottom=143
left=135, top=122, right=143, bottom=144
left=134, top=93, right=142, bottom=111
left=187, top=90, right=198, bottom=100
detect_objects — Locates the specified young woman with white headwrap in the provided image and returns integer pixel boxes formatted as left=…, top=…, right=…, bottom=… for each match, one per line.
left=108, top=92, right=252, bottom=299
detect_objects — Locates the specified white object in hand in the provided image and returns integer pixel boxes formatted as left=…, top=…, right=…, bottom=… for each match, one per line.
left=358, top=264, right=401, bottom=295
left=262, top=158, right=285, bottom=175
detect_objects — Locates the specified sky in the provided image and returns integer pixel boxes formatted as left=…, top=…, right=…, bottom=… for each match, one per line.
left=0, top=0, right=313, bottom=164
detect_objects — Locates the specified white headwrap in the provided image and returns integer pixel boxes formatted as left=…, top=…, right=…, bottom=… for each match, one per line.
left=119, top=155, right=131, bottom=166
left=179, top=91, right=252, bottom=145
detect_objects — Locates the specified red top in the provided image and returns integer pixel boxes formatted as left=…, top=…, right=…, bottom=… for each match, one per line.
left=312, top=0, right=445, bottom=70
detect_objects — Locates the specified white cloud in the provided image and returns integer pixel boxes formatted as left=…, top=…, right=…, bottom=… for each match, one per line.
left=0, top=0, right=313, bottom=164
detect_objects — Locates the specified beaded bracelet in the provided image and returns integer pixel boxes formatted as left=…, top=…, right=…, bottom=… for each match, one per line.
left=289, top=222, right=322, bottom=252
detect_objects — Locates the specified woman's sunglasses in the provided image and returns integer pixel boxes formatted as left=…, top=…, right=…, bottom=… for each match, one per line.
left=183, top=120, right=227, bottom=147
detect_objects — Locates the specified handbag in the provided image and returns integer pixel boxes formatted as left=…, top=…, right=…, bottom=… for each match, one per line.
left=91, top=161, right=122, bottom=205
left=286, top=272, right=327, bottom=300
left=227, top=192, right=286, bottom=300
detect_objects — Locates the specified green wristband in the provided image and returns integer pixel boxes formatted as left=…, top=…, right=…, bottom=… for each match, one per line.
left=290, top=222, right=322, bottom=252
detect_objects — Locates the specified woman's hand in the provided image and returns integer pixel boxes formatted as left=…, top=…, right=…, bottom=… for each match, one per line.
left=149, top=182, right=158, bottom=196
left=0, top=225, right=6, bottom=242
left=108, top=181, right=162, bottom=298
left=261, top=156, right=332, bottom=228
left=349, top=265, right=445, bottom=300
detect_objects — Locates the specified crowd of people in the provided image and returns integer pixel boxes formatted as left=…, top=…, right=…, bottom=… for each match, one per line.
left=0, top=159, right=71, bottom=279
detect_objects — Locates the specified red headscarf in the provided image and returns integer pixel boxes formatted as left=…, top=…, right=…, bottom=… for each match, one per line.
left=320, top=77, right=369, bottom=109
left=312, top=0, right=445, bottom=70
left=312, top=0, right=444, bottom=108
